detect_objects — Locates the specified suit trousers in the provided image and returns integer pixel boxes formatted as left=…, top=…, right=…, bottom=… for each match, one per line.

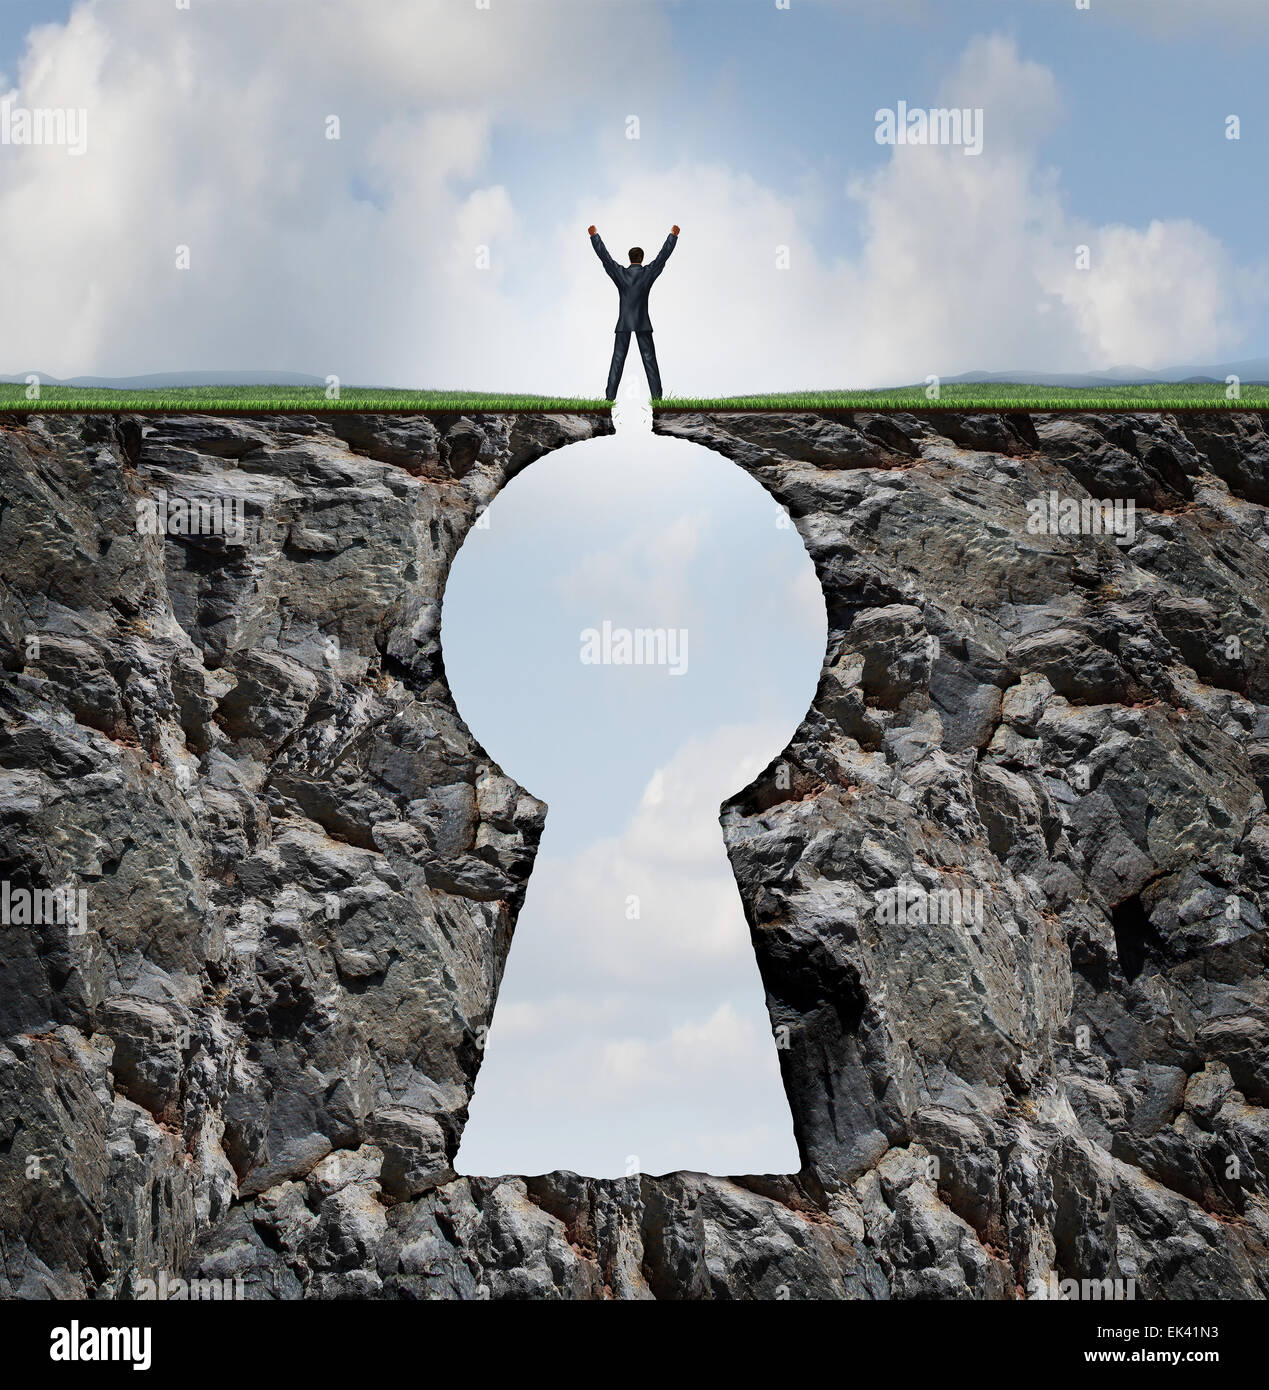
left=606, top=330, right=662, bottom=401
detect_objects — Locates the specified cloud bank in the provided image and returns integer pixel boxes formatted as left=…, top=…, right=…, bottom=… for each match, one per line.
left=0, top=3, right=1260, bottom=392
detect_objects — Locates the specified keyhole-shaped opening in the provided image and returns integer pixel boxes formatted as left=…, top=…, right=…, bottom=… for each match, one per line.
left=441, top=424, right=826, bottom=1177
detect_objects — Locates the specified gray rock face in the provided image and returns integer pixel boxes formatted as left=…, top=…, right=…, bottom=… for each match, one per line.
left=659, top=409, right=1269, bottom=1300
left=1, top=408, right=1267, bottom=1300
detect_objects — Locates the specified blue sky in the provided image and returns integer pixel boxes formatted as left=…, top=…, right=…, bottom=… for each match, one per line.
left=0, top=0, right=1264, bottom=390
left=445, top=418, right=823, bottom=1176
left=443, top=427, right=823, bottom=852
left=495, top=0, right=1266, bottom=270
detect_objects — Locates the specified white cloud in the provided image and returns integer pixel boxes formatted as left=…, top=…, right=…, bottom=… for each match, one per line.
left=599, top=1004, right=781, bottom=1096
left=516, top=35, right=1260, bottom=392
left=515, top=722, right=792, bottom=981
left=440, top=430, right=822, bottom=1175
left=1053, top=219, right=1243, bottom=368
left=556, top=510, right=706, bottom=620
left=666, top=31, right=1248, bottom=388
left=457, top=724, right=802, bottom=1176
left=0, top=7, right=1258, bottom=391
left=0, top=0, right=669, bottom=383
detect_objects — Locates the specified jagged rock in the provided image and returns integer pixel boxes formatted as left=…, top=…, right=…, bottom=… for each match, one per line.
left=1008, top=627, right=1130, bottom=704
left=369, top=1108, right=451, bottom=1199
left=98, top=996, right=185, bottom=1123
left=661, top=407, right=1269, bottom=1299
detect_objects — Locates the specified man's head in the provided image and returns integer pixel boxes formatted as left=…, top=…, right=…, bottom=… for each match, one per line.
left=628, top=247, right=644, bottom=265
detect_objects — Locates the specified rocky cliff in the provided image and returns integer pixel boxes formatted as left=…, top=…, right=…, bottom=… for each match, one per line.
left=1, top=408, right=1266, bottom=1299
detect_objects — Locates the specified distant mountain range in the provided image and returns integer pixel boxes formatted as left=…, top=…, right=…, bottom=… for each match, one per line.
left=933, top=358, right=1269, bottom=388
left=0, top=371, right=327, bottom=389
left=2, top=359, right=1267, bottom=391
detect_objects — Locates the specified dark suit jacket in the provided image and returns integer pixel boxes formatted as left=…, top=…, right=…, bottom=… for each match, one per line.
left=591, top=232, right=677, bottom=332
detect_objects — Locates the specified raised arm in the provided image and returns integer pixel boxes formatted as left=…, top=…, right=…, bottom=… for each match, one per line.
left=645, top=226, right=680, bottom=280
left=589, top=226, right=620, bottom=284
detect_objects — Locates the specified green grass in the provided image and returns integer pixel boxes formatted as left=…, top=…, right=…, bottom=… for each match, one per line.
left=0, top=384, right=609, bottom=412
left=655, top=383, right=1269, bottom=410
left=1, top=381, right=1265, bottom=414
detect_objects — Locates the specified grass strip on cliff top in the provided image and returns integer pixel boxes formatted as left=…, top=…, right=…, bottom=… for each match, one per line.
left=0, top=384, right=610, bottom=412
left=656, top=382, right=1269, bottom=410
left=1, top=381, right=1266, bottom=413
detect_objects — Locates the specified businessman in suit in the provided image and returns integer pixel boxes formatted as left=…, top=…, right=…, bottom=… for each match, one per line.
left=588, top=223, right=679, bottom=401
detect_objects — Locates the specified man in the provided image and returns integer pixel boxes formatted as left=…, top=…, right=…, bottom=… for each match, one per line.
left=588, top=223, right=679, bottom=401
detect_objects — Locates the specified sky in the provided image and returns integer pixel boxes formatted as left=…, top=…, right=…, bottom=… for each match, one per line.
left=0, top=0, right=1265, bottom=394
left=2, top=0, right=1265, bottom=1174
left=444, top=419, right=824, bottom=1175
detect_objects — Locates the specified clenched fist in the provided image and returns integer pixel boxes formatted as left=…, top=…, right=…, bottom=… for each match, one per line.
left=671, top=225, right=680, bottom=235
left=588, top=225, right=597, bottom=235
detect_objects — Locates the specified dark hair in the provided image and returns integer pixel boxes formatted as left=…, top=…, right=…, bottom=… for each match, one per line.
left=628, top=247, right=644, bottom=264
